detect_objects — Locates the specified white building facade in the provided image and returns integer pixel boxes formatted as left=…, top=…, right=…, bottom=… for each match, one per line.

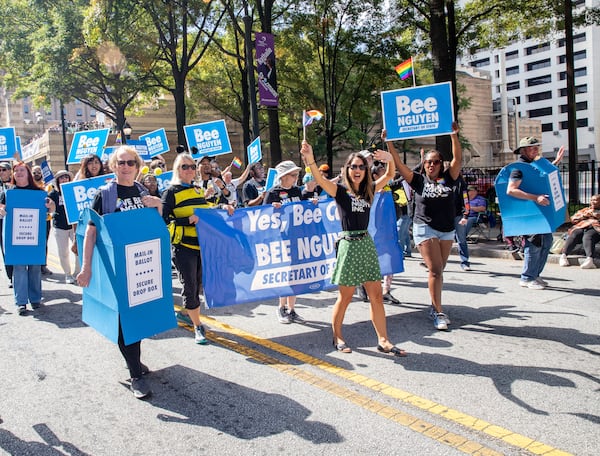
left=459, top=0, right=599, bottom=162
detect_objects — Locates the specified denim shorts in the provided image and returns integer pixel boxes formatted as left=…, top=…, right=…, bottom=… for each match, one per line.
left=413, top=223, right=455, bottom=246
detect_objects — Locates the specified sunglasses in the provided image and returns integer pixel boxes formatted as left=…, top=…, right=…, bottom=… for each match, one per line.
left=180, top=164, right=197, bottom=170
left=117, top=160, right=137, bottom=167
left=425, top=159, right=442, bottom=166
left=349, top=164, right=366, bottom=171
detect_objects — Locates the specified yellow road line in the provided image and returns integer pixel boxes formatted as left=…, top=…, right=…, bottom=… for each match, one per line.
left=189, top=313, right=571, bottom=456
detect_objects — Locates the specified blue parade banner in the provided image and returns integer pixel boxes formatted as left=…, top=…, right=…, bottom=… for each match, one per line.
left=67, top=129, right=111, bottom=165
left=2, top=189, right=47, bottom=265
left=125, top=139, right=151, bottom=162
left=247, top=136, right=262, bottom=164
left=195, top=192, right=403, bottom=308
left=61, top=174, right=115, bottom=224
left=0, top=127, right=18, bottom=159
left=381, top=82, right=454, bottom=141
left=40, top=161, right=54, bottom=184
left=495, top=158, right=567, bottom=236
left=76, top=208, right=176, bottom=345
left=184, top=119, right=232, bottom=159
left=155, top=170, right=173, bottom=193
left=139, top=128, right=170, bottom=157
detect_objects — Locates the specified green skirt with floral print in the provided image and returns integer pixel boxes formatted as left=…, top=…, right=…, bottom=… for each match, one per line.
left=331, top=231, right=382, bottom=286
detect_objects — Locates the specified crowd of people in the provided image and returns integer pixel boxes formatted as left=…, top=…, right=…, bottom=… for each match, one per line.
left=0, top=132, right=596, bottom=399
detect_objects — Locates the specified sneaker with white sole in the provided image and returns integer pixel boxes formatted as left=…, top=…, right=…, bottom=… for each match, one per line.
left=428, top=306, right=451, bottom=325
left=520, top=279, right=545, bottom=290
left=277, top=306, right=291, bottom=324
left=581, top=257, right=596, bottom=269
left=195, top=325, right=208, bottom=345
left=559, top=254, right=570, bottom=267
left=535, top=277, right=548, bottom=286
left=432, top=313, right=449, bottom=330
left=130, top=377, right=151, bottom=399
left=176, top=311, right=193, bottom=326
left=288, top=309, right=304, bottom=323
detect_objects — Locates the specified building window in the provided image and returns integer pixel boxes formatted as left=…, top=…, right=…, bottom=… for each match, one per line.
left=90, top=109, right=96, bottom=117
left=559, top=101, right=588, bottom=113
left=76, top=108, right=83, bottom=117
left=23, top=105, right=29, bottom=114
left=495, top=70, right=500, bottom=78
left=527, top=75, right=551, bottom=86
left=527, top=91, right=552, bottom=102
left=541, top=123, right=553, bottom=132
left=505, top=49, right=519, bottom=60
left=470, top=57, right=490, bottom=68
left=526, top=42, right=550, bottom=55
left=527, top=59, right=551, bottom=71
left=528, top=107, right=552, bottom=118
left=507, top=81, right=520, bottom=91
left=573, top=32, right=586, bottom=43
left=574, top=0, right=585, bottom=7
left=506, top=66, right=519, bottom=76
left=559, top=84, right=587, bottom=96
left=559, top=67, right=587, bottom=80
left=560, top=118, right=589, bottom=129
left=558, top=50, right=587, bottom=64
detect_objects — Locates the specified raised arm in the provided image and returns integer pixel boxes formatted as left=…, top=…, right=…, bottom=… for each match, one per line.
left=385, top=132, right=414, bottom=184
left=300, top=141, right=337, bottom=197
left=373, top=150, right=395, bottom=193
left=448, top=122, right=462, bottom=180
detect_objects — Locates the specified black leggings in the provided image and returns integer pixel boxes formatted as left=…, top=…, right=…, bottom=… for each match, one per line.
left=118, top=322, right=143, bottom=379
left=563, top=227, right=600, bottom=257
left=172, top=245, right=203, bottom=310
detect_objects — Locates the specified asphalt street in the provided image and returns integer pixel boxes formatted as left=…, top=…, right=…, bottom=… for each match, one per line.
left=0, top=237, right=598, bottom=456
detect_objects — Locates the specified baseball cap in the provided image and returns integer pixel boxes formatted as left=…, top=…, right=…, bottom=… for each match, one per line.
left=319, top=164, right=330, bottom=172
left=514, top=137, right=541, bottom=154
left=467, top=185, right=478, bottom=191
left=0, top=162, right=11, bottom=170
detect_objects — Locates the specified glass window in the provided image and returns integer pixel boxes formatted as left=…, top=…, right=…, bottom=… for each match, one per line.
left=527, top=75, right=552, bottom=86
left=506, top=66, right=519, bottom=76
left=528, top=107, right=552, bottom=118
left=507, top=81, right=520, bottom=91
left=541, top=123, right=553, bottom=132
left=527, top=91, right=552, bottom=102
left=527, top=59, right=551, bottom=71
left=526, top=42, right=550, bottom=55
left=471, top=57, right=490, bottom=68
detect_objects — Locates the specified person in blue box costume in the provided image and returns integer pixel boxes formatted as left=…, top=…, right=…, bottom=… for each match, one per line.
left=77, top=146, right=163, bottom=399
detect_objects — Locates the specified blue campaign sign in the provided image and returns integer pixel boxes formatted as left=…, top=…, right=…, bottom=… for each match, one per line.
left=264, top=168, right=277, bottom=192
left=195, top=193, right=403, bottom=308
left=40, top=161, right=54, bottom=184
left=67, top=129, right=111, bottom=165
left=125, top=139, right=151, bottom=162
left=495, top=158, right=567, bottom=236
left=15, top=136, right=22, bottom=159
left=247, top=136, right=262, bottom=164
left=155, top=170, right=173, bottom=193
left=76, top=208, right=176, bottom=345
left=61, top=174, right=115, bottom=224
left=184, top=119, right=232, bottom=159
left=139, top=128, right=170, bottom=157
left=381, top=82, right=454, bottom=141
left=2, top=189, right=47, bottom=265
left=0, top=127, right=18, bottom=160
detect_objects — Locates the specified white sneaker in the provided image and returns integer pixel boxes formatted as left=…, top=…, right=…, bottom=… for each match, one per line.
left=559, top=254, right=569, bottom=267
left=581, top=257, right=596, bottom=269
left=65, top=275, right=76, bottom=284
left=520, top=280, right=545, bottom=290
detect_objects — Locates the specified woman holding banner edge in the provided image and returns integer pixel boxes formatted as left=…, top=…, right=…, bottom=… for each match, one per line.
left=300, top=140, right=406, bottom=357
left=386, top=123, right=462, bottom=331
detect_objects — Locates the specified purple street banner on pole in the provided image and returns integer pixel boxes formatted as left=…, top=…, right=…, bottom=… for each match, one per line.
left=0, top=127, right=18, bottom=160
left=76, top=208, right=176, bottom=345
left=139, top=128, right=170, bottom=157
left=495, top=159, right=566, bottom=236
left=255, top=32, right=279, bottom=107
left=67, top=128, right=111, bottom=165
left=2, top=189, right=47, bottom=265
left=195, top=192, right=403, bottom=308
left=184, top=119, right=233, bottom=159
left=61, top=174, right=115, bottom=224
left=381, top=82, right=455, bottom=141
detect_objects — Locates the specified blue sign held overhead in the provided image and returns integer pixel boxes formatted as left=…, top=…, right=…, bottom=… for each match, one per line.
left=247, top=136, right=262, bottom=164
left=40, top=161, right=54, bottom=184
left=139, top=128, right=170, bottom=157
left=67, top=129, right=111, bottom=165
left=184, top=119, right=232, bottom=159
left=381, top=82, right=454, bottom=141
left=15, top=136, right=22, bottom=159
left=264, top=168, right=277, bottom=192
left=0, top=127, right=18, bottom=160
left=125, top=139, right=151, bottom=162
left=155, top=170, right=173, bottom=193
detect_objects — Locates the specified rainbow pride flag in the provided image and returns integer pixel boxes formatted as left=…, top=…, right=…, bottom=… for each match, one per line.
left=303, top=110, right=324, bottom=127
left=395, top=58, right=413, bottom=81
left=232, top=156, right=243, bottom=168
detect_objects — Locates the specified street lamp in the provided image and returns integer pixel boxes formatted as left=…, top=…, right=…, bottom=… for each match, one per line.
left=35, top=111, right=46, bottom=134
left=123, top=122, right=132, bottom=141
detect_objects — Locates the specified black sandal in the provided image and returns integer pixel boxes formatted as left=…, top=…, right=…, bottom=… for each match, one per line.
left=377, top=344, right=407, bottom=357
left=333, top=338, right=352, bottom=353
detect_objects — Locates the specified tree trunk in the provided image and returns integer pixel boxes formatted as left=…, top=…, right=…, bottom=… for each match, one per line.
left=173, top=76, right=187, bottom=147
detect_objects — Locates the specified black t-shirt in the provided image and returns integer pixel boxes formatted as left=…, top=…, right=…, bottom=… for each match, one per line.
left=242, top=178, right=266, bottom=205
left=264, top=185, right=309, bottom=205
left=92, top=184, right=145, bottom=216
left=410, top=169, right=456, bottom=232
left=333, top=184, right=371, bottom=232
left=48, top=189, right=71, bottom=230
left=509, top=155, right=534, bottom=181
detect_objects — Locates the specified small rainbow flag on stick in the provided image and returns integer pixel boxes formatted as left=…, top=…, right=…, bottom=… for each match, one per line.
left=231, top=156, right=243, bottom=168
left=395, top=57, right=414, bottom=81
left=303, top=110, right=324, bottom=127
